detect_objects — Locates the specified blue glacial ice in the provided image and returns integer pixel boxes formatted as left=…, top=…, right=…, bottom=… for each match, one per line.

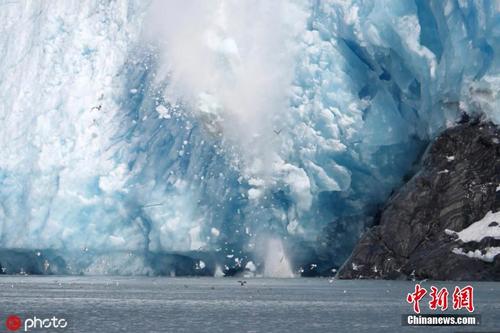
left=0, top=0, right=499, bottom=275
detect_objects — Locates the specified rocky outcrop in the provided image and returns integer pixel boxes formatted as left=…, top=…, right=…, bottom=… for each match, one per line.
left=337, top=121, right=500, bottom=280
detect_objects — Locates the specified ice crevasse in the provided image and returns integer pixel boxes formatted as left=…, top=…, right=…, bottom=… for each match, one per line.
left=0, top=0, right=499, bottom=275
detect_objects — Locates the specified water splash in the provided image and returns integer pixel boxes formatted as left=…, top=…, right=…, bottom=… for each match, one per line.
left=263, top=238, right=294, bottom=278
left=214, top=265, right=224, bottom=277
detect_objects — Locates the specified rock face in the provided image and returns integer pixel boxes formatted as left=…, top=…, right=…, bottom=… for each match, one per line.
left=337, top=121, right=500, bottom=280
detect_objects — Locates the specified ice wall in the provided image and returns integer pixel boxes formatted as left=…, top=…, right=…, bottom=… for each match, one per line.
left=0, top=0, right=499, bottom=274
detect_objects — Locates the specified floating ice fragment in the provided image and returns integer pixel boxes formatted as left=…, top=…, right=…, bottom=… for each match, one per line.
left=155, top=105, right=171, bottom=119
left=245, top=261, right=256, bottom=272
left=210, top=227, right=220, bottom=237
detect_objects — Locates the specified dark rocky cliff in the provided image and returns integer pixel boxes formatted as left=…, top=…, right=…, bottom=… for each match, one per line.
left=337, top=121, right=500, bottom=280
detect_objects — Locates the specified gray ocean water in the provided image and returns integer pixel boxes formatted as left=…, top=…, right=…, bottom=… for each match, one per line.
left=0, top=277, right=498, bottom=333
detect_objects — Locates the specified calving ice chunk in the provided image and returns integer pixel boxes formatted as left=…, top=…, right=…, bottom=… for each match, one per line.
left=155, top=105, right=171, bottom=119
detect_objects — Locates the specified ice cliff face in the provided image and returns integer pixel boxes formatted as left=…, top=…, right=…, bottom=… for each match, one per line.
left=0, top=0, right=499, bottom=274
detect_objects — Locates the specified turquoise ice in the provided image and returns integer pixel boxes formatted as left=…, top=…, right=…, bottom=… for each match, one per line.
left=0, top=0, right=499, bottom=274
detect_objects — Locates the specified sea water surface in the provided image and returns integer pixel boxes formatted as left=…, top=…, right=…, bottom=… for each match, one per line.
left=0, top=277, right=498, bottom=332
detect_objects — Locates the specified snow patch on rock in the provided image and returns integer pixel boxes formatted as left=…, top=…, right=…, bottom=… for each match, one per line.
left=451, top=211, right=500, bottom=243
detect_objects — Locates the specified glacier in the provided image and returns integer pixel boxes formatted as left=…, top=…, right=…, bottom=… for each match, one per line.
left=0, top=0, right=499, bottom=275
